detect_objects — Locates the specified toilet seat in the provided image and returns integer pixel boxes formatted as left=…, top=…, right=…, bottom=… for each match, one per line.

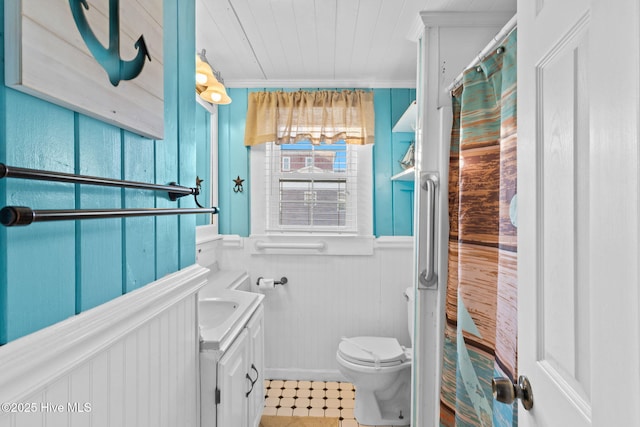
left=338, top=337, right=407, bottom=367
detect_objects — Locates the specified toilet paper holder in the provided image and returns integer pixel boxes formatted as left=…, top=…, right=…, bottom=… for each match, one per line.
left=256, top=276, right=288, bottom=286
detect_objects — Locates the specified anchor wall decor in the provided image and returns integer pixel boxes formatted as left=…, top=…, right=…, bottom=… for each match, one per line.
left=69, top=0, right=151, bottom=86
left=4, top=0, right=165, bottom=139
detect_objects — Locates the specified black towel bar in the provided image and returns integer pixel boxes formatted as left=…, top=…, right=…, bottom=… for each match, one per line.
left=0, top=163, right=219, bottom=226
left=0, top=206, right=219, bottom=227
left=0, top=163, right=198, bottom=201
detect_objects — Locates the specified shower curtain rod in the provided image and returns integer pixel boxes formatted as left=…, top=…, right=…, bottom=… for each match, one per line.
left=446, top=14, right=517, bottom=93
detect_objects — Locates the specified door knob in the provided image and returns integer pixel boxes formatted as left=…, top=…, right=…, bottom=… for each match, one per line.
left=492, top=375, right=534, bottom=410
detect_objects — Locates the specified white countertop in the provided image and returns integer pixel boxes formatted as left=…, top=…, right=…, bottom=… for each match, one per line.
left=199, top=289, right=264, bottom=352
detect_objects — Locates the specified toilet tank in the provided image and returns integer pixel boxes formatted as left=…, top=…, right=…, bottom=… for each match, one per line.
left=405, top=287, right=415, bottom=346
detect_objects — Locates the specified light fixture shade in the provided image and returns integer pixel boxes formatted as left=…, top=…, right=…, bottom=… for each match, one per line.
left=195, top=55, right=216, bottom=86
left=200, top=86, right=223, bottom=103
left=216, top=91, right=232, bottom=105
left=195, top=52, right=232, bottom=105
left=200, top=84, right=232, bottom=105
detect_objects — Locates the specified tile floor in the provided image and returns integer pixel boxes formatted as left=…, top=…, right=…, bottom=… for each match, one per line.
left=262, top=379, right=399, bottom=427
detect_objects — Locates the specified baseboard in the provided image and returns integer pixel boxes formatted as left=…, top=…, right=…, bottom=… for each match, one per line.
left=265, top=368, right=347, bottom=383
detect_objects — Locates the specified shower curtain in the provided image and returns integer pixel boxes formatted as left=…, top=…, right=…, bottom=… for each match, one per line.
left=439, top=30, right=517, bottom=427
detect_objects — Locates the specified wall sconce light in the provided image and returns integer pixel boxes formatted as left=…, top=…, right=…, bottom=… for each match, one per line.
left=196, top=50, right=232, bottom=105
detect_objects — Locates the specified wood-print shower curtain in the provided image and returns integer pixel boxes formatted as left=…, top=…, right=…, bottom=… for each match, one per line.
left=440, top=29, right=517, bottom=427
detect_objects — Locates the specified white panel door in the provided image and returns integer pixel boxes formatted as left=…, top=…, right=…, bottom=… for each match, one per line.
left=518, top=0, right=640, bottom=425
left=217, top=329, right=249, bottom=427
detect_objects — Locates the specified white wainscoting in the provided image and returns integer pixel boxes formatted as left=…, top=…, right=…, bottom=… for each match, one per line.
left=0, top=264, right=208, bottom=427
left=218, top=235, right=414, bottom=381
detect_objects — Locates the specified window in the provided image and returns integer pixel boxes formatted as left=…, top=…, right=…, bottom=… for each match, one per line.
left=245, top=90, right=374, bottom=237
left=266, top=140, right=359, bottom=232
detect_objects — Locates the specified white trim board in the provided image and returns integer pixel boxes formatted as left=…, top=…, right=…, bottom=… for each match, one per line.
left=225, top=79, right=417, bottom=89
left=265, top=368, right=346, bottom=383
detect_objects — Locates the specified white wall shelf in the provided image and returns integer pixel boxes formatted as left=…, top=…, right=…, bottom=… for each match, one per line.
left=392, top=101, right=417, bottom=133
left=390, top=167, right=415, bottom=181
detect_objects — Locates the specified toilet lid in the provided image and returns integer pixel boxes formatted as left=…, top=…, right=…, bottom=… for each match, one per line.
left=338, top=337, right=406, bottom=367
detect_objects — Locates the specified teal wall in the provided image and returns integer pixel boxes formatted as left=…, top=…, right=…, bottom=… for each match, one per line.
left=216, top=88, right=416, bottom=237
left=373, top=89, right=415, bottom=236
left=0, top=0, right=198, bottom=344
left=217, top=89, right=252, bottom=236
left=195, top=103, right=212, bottom=226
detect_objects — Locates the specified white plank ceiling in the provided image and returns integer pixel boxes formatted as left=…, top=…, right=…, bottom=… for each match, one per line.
left=196, top=0, right=516, bottom=88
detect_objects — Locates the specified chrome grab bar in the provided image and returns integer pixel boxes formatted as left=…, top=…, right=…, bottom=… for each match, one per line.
left=419, top=173, right=438, bottom=289
left=254, top=241, right=326, bottom=251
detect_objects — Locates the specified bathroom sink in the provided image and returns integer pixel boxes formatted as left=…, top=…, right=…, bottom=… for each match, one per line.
left=198, top=289, right=264, bottom=351
left=199, top=299, right=240, bottom=329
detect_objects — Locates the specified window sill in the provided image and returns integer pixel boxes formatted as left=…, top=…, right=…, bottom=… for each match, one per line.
left=196, top=224, right=223, bottom=245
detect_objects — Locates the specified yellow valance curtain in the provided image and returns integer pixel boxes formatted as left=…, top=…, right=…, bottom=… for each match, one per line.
left=244, top=90, right=375, bottom=146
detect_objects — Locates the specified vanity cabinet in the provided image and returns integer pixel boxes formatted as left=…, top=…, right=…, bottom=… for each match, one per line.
left=246, top=306, right=265, bottom=425
left=216, top=329, right=250, bottom=426
left=201, top=304, right=264, bottom=427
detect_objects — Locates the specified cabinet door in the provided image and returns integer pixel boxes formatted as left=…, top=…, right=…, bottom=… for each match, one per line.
left=217, top=329, right=249, bottom=427
left=247, top=306, right=265, bottom=427
left=200, top=351, right=219, bottom=427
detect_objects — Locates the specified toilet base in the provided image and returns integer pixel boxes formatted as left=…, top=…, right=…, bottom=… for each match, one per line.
left=352, top=368, right=410, bottom=426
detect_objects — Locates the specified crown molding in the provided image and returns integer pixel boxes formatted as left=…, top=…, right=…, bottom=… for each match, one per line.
left=420, top=11, right=515, bottom=28
left=224, top=79, right=417, bottom=89
left=406, top=13, right=425, bottom=41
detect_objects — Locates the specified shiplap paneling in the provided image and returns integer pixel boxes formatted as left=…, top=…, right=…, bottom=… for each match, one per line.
left=0, top=265, right=206, bottom=427
left=196, top=0, right=265, bottom=81
left=196, top=0, right=516, bottom=87
left=155, top=0, right=182, bottom=278
left=218, top=236, right=413, bottom=380
left=373, top=89, right=394, bottom=235
left=195, top=102, right=212, bottom=227
left=123, top=132, right=157, bottom=293
left=389, top=90, right=416, bottom=236
left=4, top=0, right=164, bottom=139
left=176, top=0, right=198, bottom=271
left=76, top=115, right=123, bottom=312
left=217, top=88, right=250, bottom=236
left=3, top=90, right=77, bottom=343
left=0, top=0, right=198, bottom=344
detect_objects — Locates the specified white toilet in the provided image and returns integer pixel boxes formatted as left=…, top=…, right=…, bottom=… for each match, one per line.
left=336, top=287, right=414, bottom=426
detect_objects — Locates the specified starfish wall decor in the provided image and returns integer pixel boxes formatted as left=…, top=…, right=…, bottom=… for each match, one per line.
left=233, top=176, right=245, bottom=193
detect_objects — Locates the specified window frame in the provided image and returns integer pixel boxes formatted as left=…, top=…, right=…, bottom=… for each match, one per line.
left=266, top=141, right=355, bottom=233
left=249, top=142, right=373, bottom=237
